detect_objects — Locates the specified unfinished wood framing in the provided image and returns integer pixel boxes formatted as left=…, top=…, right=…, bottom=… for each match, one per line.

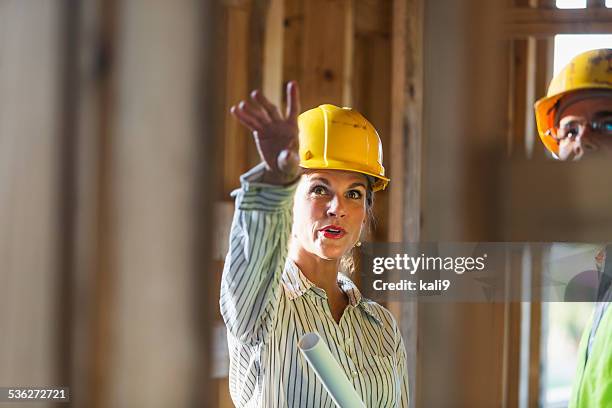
left=528, top=249, right=543, bottom=408
left=503, top=1, right=612, bottom=406
left=261, top=0, right=285, bottom=106
left=0, top=0, right=62, bottom=390
left=70, top=1, right=119, bottom=407
left=301, top=0, right=354, bottom=109
left=587, top=0, right=607, bottom=7
left=355, top=0, right=391, bottom=35
left=220, top=4, right=252, bottom=197
left=505, top=8, right=612, bottom=37
left=389, top=2, right=423, bottom=407
left=282, top=0, right=304, bottom=88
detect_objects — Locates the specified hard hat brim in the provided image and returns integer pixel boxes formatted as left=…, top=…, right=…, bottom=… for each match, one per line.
left=299, top=162, right=390, bottom=192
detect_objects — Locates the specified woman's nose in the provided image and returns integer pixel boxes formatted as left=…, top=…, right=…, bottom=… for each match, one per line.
left=326, top=195, right=346, bottom=218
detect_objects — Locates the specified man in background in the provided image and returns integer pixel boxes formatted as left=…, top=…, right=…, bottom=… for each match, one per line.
left=534, top=48, right=612, bottom=407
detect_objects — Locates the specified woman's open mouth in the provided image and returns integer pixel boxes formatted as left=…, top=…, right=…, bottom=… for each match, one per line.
left=319, top=225, right=346, bottom=239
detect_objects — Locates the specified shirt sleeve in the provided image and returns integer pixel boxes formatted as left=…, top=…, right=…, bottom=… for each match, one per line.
left=396, top=324, right=410, bottom=408
left=219, top=163, right=298, bottom=346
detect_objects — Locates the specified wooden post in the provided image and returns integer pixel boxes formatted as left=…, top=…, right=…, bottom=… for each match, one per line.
left=262, top=0, right=285, bottom=106
left=282, top=0, right=304, bottom=87
left=221, top=3, right=252, bottom=197
left=301, top=0, right=354, bottom=109
left=587, top=0, right=606, bottom=8
left=390, top=1, right=424, bottom=407
left=0, top=0, right=62, bottom=391
left=105, top=1, right=207, bottom=406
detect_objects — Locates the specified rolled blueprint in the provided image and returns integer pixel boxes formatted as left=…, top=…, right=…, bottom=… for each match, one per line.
left=298, top=332, right=366, bottom=408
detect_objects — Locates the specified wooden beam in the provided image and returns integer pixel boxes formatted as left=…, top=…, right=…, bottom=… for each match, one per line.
left=282, top=0, right=304, bottom=87
left=509, top=40, right=527, bottom=156
left=199, top=2, right=224, bottom=406
left=301, top=0, right=354, bottom=109
left=262, top=0, right=285, bottom=107
left=528, top=248, right=543, bottom=408
left=533, top=37, right=554, bottom=158
left=389, top=2, right=423, bottom=408
left=403, top=3, right=423, bottom=404
left=89, top=1, right=118, bottom=406
left=389, top=0, right=406, bottom=243
left=221, top=5, right=251, bottom=196
left=355, top=0, right=391, bottom=35
left=404, top=0, right=423, bottom=245
left=107, top=0, right=208, bottom=404
left=587, top=0, right=607, bottom=8
left=505, top=8, right=612, bottom=37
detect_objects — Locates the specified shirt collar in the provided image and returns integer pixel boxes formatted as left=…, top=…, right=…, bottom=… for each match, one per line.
left=282, top=260, right=383, bottom=325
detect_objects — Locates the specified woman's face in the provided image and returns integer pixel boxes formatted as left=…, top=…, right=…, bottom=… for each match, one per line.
left=292, top=169, right=368, bottom=261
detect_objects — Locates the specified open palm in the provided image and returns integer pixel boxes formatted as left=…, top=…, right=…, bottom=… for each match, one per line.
left=230, top=81, right=302, bottom=185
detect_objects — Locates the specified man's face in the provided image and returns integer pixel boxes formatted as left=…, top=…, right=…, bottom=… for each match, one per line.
left=554, top=96, right=612, bottom=160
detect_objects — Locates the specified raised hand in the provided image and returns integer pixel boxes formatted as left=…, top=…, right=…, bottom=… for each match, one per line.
left=230, top=81, right=302, bottom=185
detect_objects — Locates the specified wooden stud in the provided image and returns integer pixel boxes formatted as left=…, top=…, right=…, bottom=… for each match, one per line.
left=262, top=0, right=285, bottom=107
left=587, top=0, right=607, bottom=8
left=505, top=8, right=612, bottom=37
left=282, top=0, right=304, bottom=88
left=221, top=5, right=251, bottom=197
left=528, top=248, right=543, bottom=408
left=301, top=0, right=354, bottom=109
left=355, top=0, right=391, bottom=35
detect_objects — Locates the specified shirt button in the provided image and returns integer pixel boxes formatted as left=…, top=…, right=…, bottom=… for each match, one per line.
left=351, top=370, right=358, bottom=378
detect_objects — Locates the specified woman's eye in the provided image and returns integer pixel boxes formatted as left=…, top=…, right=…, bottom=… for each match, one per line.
left=602, top=120, right=612, bottom=135
left=346, top=190, right=362, bottom=200
left=311, top=186, right=327, bottom=195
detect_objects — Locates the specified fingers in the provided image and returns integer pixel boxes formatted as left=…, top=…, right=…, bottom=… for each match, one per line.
left=240, top=99, right=271, bottom=123
left=251, top=90, right=282, bottom=122
left=285, top=81, right=301, bottom=121
left=230, top=103, right=261, bottom=132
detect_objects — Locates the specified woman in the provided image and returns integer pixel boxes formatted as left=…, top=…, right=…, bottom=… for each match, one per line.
left=220, top=81, right=409, bottom=407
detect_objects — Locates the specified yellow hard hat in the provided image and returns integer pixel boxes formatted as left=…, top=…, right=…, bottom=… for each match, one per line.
left=298, top=104, right=390, bottom=191
left=534, top=48, right=612, bottom=156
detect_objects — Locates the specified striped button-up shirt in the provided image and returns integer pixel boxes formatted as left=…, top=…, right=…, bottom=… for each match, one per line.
left=219, top=164, right=409, bottom=407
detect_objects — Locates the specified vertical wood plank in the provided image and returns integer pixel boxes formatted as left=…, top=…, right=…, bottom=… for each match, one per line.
left=528, top=249, right=543, bottom=408
left=0, top=0, right=62, bottom=392
left=587, top=0, right=607, bottom=7
left=57, top=0, right=81, bottom=399
left=107, top=1, right=204, bottom=406
left=389, top=0, right=406, bottom=243
left=301, top=0, right=354, bottom=109
left=262, top=0, right=285, bottom=107
left=282, top=0, right=304, bottom=87
left=534, top=37, right=554, bottom=159
left=405, top=0, right=424, bottom=245
left=510, top=39, right=532, bottom=157
left=197, top=1, right=223, bottom=406
left=403, top=2, right=423, bottom=405
left=89, top=1, right=119, bottom=406
left=221, top=5, right=251, bottom=197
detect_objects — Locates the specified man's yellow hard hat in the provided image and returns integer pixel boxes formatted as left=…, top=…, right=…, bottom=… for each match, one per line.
left=298, top=104, right=390, bottom=191
left=534, top=48, right=612, bottom=156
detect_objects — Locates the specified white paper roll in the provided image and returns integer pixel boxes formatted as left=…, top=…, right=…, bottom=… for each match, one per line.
left=298, top=332, right=366, bottom=408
